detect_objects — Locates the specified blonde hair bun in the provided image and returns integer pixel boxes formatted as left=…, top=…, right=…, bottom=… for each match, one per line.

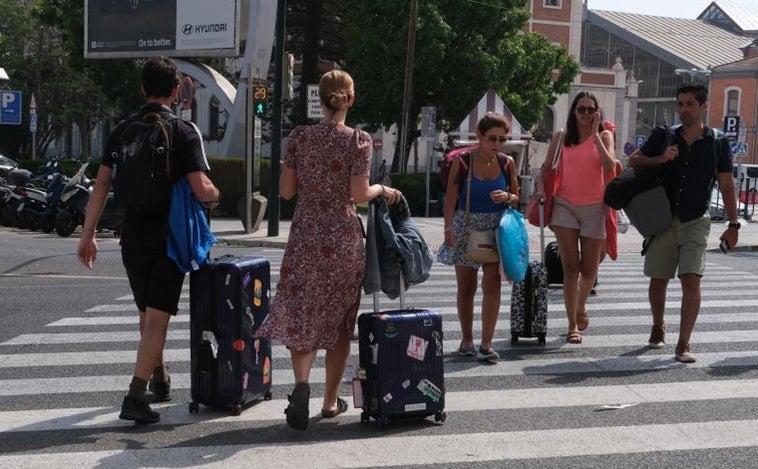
left=319, top=70, right=354, bottom=112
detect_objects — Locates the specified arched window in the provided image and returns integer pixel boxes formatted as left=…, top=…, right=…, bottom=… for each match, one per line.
left=725, top=87, right=741, bottom=116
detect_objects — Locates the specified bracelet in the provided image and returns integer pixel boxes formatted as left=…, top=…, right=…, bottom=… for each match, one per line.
left=381, top=185, right=386, bottom=196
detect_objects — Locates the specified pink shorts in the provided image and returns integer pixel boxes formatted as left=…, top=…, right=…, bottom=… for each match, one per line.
left=549, top=196, right=606, bottom=239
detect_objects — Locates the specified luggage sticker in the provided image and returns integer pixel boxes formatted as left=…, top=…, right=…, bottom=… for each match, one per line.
left=254, top=339, right=261, bottom=365
left=423, top=319, right=433, bottom=327
left=253, top=279, right=262, bottom=307
left=226, top=298, right=234, bottom=310
left=431, top=331, right=443, bottom=356
left=384, top=324, right=398, bottom=339
left=402, top=379, right=411, bottom=389
left=407, top=335, right=428, bottom=361
left=383, top=393, right=393, bottom=403
left=243, top=371, right=249, bottom=390
left=370, top=344, right=378, bottom=364
left=224, top=274, right=231, bottom=286
left=263, top=356, right=271, bottom=384
left=242, top=272, right=251, bottom=288
left=417, top=379, right=442, bottom=402
left=245, top=307, right=255, bottom=327
left=405, top=403, right=426, bottom=412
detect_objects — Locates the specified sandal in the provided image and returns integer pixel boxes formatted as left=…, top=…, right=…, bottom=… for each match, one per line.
left=567, top=331, right=582, bottom=344
left=321, top=397, right=348, bottom=418
left=284, top=382, right=310, bottom=430
left=457, top=344, right=476, bottom=357
left=577, top=312, right=589, bottom=331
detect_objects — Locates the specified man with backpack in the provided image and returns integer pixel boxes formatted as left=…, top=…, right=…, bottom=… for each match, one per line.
left=77, top=57, right=220, bottom=423
left=628, top=84, right=738, bottom=363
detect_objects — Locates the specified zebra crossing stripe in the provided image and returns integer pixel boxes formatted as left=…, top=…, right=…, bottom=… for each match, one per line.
left=2, top=420, right=758, bottom=466
left=1, top=378, right=757, bottom=433
left=1, top=351, right=757, bottom=395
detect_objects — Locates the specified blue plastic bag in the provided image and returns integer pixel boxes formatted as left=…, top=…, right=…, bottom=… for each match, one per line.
left=496, top=208, right=529, bottom=282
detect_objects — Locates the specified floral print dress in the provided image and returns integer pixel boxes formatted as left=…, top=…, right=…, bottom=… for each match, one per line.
left=257, top=122, right=371, bottom=351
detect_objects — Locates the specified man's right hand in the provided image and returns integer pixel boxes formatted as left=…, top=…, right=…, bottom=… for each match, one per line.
left=661, top=145, right=679, bottom=162
left=77, top=235, right=98, bottom=270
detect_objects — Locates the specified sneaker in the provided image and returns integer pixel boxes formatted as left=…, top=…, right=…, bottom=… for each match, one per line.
left=148, top=375, right=172, bottom=403
left=119, top=396, right=160, bottom=423
left=648, top=323, right=666, bottom=349
left=675, top=343, right=696, bottom=363
left=476, top=347, right=499, bottom=362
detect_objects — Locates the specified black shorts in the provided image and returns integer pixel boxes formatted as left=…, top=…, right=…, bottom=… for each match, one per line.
left=122, top=248, right=185, bottom=315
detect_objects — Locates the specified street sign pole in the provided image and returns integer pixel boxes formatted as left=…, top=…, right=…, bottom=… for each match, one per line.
left=30, top=94, right=37, bottom=160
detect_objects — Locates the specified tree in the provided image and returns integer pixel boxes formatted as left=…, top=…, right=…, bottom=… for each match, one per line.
left=341, top=0, right=580, bottom=173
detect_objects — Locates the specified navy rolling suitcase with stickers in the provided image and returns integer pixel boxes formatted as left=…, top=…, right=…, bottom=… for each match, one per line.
left=188, top=255, right=272, bottom=415
left=357, top=308, right=446, bottom=429
left=510, top=198, right=548, bottom=345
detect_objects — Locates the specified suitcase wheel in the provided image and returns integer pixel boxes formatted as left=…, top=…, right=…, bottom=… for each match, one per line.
left=188, top=402, right=199, bottom=413
left=378, top=416, right=389, bottom=430
left=538, top=334, right=546, bottom=346
left=231, top=405, right=242, bottom=416
left=510, top=333, right=519, bottom=345
left=360, top=412, right=370, bottom=424
left=434, top=411, right=447, bottom=423
left=264, top=391, right=273, bottom=401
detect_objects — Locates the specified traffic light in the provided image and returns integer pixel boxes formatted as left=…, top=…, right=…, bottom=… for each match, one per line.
left=252, top=85, right=268, bottom=116
left=282, top=53, right=294, bottom=100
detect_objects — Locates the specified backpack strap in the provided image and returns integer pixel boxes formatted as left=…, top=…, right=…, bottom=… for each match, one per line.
left=456, top=151, right=510, bottom=189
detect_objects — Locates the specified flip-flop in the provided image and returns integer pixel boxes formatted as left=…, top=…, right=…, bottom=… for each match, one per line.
left=321, top=397, right=348, bottom=418
left=567, top=331, right=582, bottom=344
left=285, top=382, right=310, bottom=430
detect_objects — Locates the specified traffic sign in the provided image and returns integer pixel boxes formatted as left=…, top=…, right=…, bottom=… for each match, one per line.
left=0, top=90, right=22, bottom=125
left=634, top=135, right=646, bottom=149
left=724, top=115, right=740, bottom=140
left=730, top=142, right=748, bottom=157
left=306, top=84, right=323, bottom=119
left=373, top=138, right=383, bottom=150
left=623, top=142, right=635, bottom=156
left=29, top=113, right=37, bottom=133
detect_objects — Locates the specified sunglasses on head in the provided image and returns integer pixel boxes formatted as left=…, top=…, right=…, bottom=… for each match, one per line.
left=487, top=136, right=508, bottom=143
left=575, top=106, right=597, bottom=114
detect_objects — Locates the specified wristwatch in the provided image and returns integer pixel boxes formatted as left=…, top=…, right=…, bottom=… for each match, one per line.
left=728, top=221, right=741, bottom=230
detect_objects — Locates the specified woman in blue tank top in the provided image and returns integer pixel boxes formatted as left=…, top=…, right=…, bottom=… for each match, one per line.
left=439, top=113, right=520, bottom=362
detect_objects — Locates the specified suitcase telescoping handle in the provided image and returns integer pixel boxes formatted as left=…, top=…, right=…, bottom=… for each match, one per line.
left=538, top=196, right=545, bottom=264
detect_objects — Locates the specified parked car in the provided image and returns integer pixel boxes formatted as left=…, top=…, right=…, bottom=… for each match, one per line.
left=0, top=155, right=18, bottom=179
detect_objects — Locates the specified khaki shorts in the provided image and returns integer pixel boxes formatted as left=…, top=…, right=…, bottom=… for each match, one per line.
left=644, top=214, right=710, bottom=279
left=549, top=196, right=606, bottom=239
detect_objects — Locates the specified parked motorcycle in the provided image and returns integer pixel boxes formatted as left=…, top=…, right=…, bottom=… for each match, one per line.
left=39, top=172, right=70, bottom=233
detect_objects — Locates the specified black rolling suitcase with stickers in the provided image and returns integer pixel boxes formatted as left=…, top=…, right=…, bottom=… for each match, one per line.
left=188, top=255, right=272, bottom=415
left=357, top=307, right=446, bottom=429
left=356, top=202, right=445, bottom=429
left=510, top=198, right=548, bottom=345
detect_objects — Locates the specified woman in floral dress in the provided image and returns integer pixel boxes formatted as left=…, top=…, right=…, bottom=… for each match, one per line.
left=257, top=70, right=402, bottom=430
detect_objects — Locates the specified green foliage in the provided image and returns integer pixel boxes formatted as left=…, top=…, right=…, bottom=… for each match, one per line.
left=341, top=0, right=580, bottom=143
left=390, top=173, right=442, bottom=217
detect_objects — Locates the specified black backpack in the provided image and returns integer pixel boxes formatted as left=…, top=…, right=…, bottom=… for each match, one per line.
left=112, top=111, right=179, bottom=215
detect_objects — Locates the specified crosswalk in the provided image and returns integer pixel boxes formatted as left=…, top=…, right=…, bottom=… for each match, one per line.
left=2, top=249, right=758, bottom=467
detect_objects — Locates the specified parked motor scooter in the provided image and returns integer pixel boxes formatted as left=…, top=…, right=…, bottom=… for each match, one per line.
left=56, top=163, right=92, bottom=237
left=39, top=172, right=70, bottom=233
left=15, top=166, right=62, bottom=231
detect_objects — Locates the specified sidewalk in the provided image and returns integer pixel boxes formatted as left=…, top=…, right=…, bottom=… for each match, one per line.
left=213, top=215, right=758, bottom=253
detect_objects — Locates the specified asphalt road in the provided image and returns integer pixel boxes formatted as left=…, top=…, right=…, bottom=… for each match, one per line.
left=2, top=226, right=758, bottom=468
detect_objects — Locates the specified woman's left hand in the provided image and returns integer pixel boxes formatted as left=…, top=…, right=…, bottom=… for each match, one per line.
left=490, top=190, right=514, bottom=205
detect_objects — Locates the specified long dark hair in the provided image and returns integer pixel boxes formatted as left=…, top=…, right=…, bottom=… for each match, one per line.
left=564, top=91, right=602, bottom=146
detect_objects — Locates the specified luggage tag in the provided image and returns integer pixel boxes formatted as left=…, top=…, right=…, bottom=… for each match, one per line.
left=352, top=366, right=366, bottom=409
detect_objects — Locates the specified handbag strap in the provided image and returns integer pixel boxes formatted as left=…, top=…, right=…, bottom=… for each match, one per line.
left=465, top=152, right=473, bottom=230
left=550, top=129, right=564, bottom=171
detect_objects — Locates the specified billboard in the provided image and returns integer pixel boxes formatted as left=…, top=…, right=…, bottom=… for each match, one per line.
left=85, top=0, right=240, bottom=58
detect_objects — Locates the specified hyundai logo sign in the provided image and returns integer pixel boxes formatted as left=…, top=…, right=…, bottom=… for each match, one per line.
left=182, top=24, right=194, bottom=35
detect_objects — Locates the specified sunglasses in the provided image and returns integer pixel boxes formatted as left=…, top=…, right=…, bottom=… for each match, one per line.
left=575, top=106, right=597, bottom=114
left=486, top=136, right=508, bottom=143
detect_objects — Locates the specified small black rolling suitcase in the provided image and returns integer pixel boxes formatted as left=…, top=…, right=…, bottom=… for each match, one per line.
left=510, top=198, right=548, bottom=345
left=188, top=255, right=272, bottom=415
left=357, top=202, right=445, bottom=429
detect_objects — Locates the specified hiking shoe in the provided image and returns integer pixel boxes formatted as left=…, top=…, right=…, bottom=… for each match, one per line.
left=476, top=347, right=499, bottom=362
left=119, top=396, right=160, bottom=424
left=675, top=343, right=696, bottom=363
left=648, top=323, right=666, bottom=349
left=148, top=375, right=172, bottom=403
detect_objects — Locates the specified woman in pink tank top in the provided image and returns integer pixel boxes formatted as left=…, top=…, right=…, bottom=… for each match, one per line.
left=541, top=92, right=617, bottom=344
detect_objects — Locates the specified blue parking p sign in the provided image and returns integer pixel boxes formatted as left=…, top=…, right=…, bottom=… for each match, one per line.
left=634, top=135, right=646, bottom=149
left=0, top=91, right=22, bottom=125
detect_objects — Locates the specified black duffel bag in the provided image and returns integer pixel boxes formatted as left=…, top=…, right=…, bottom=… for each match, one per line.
left=603, top=165, right=668, bottom=210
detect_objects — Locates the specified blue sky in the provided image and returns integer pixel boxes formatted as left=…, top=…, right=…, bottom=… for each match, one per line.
left=585, top=0, right=714, bottom=18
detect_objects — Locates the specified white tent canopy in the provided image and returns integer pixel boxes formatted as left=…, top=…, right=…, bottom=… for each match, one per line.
left=453, top=89, right=526, bottom=137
